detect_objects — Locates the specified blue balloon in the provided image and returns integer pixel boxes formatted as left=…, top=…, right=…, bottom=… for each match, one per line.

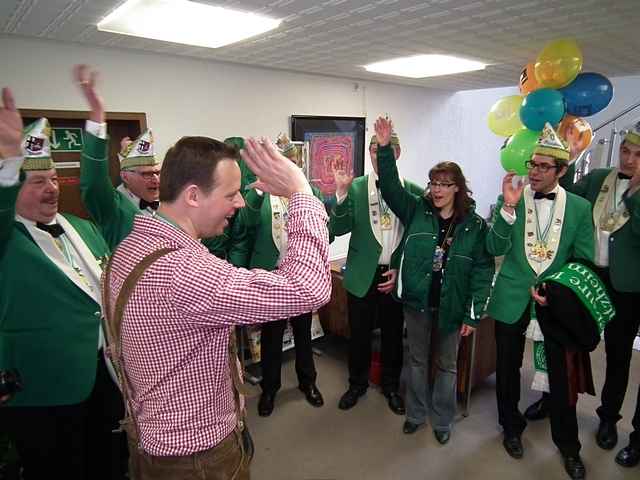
left=560, top=72, right=614, bottom=117
left=519, top=88, right=566, bottom=131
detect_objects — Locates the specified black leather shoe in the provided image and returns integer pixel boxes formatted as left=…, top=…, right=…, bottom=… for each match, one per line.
left=524, top=396, right=549, bottom=421
left=434, top=430, right=451, bottom=445
left=258, top=392, right=276, bottom=417
left=615, top=444, right=640, bottom=468
left=403, top=421, right=420, bottom=434
left=596, top=420, right=618, bottom=450
left=338, top=387, right=366, bottom=410
left=562, top=454, right=586, bottom=479
left=503, top=435, right=524, bottom=459
left=385, top=392, right=406, bottom=415
left=299, top=384, right=324, bottom=407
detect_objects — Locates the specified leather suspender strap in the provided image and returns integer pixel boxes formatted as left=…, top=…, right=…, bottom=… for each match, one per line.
left=102, top=247, right=177, bottom=446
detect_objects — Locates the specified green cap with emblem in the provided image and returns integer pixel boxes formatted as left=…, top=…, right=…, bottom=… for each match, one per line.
left=22, top=118, right=54, bottom=171
left=623, top=122, right=640, bottom=146
left=120, top=129, right=158, bottom=170
left=533, top=122, right=570, bottom=162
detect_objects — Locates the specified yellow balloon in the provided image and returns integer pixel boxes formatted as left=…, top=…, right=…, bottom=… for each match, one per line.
left=488, top=95, right=524, bottom=136
left=534, top=38, right=583, bottom=89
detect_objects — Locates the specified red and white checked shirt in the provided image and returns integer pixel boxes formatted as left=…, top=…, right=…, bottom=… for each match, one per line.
left=106, top=193, right=331, bottom=456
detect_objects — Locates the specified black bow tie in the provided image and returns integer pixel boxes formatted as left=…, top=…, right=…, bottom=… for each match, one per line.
left=534, top=192, right=556, bottom=201
left=140, top=199, right=159, bottom=211
left=36, top=222, right=65, bottom=238
left=618, top=172, right=631, bottom=180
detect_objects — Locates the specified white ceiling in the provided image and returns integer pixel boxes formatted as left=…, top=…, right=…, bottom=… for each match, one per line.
left=2, top=0, right=640, bottom=91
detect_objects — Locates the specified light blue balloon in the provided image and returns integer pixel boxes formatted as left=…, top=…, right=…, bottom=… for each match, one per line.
left=519, top=88, right=566, bottom=131
left=560, top=72, right=614, bottom=117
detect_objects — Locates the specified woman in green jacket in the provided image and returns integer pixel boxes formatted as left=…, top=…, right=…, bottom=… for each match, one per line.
left=373, top=117, right=494, bottom=443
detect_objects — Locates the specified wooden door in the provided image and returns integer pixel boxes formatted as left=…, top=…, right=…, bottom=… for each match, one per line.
left=20, top=109, right=147, bottom=219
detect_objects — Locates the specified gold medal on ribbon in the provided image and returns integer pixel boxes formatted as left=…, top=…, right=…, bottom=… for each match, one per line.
left=380, top=212, right=392, bottom=230
left=529, top=241, right=550, bottom=263
left=599, top=212, right=617, bottom=232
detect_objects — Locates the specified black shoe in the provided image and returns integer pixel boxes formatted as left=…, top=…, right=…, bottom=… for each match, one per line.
left=503, top=435, right=524, bottom=459
left=384, top=392, right=406, bottom=415
left=596, top=420, right=618, bottom=450
left=434, top=430, right=451, bottom=445
left=403, top=421, right=420, bottom=434
left=562, top=454, right=586, bottom=480
left=299, top=383, right=324, bottom=407
left=615, top=444, right=640, bottom=468
left=338, top=387, right=366, bottom=410
left=258, top=392, right=276, bottom=417
left=524, top=396, right=549, bottom=421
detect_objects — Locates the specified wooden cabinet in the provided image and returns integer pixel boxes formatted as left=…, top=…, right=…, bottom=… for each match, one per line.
left=318, top=265, right=350, bottom=337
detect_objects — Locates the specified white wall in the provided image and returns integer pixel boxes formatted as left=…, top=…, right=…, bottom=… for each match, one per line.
left=1, top=36, right=458, bottom=259
left=2, top=36, right=638, bottom=258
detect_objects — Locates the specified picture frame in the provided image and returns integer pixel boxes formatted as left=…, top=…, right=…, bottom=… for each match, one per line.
left=291, top=115, right=366, bottom=198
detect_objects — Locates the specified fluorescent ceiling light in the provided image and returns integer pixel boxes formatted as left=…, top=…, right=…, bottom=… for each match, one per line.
left=98, top=0, right=281, bottom=49
left=364, top=54, right=486, bottom=78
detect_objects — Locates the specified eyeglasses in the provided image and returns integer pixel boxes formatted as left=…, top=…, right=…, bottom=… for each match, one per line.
left=428, top=181, right=456, bottom=189
left=525, top=160, right=559, bottom=173
left=131, top=170, right=161, bottom=180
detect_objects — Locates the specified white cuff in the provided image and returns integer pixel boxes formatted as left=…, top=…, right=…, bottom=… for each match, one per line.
left=85, top=120, right=107, bottom=139
left=0, top=156, right=24, bottom=187
left=500, top=207, right=516, bottom=225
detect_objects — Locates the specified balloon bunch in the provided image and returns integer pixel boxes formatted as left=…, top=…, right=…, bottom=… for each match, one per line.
left=488, top=39, right=614, bottom=175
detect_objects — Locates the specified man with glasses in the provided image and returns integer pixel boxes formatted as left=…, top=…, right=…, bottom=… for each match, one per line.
left=486, top=123, right=594, bottom=479
left=525, top=123, right=640, bottom=466
left=330, top=130, right=422, bottom=414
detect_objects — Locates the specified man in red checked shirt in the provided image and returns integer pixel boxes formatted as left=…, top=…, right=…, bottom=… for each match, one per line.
left=105, top=133, right=331, bottom=479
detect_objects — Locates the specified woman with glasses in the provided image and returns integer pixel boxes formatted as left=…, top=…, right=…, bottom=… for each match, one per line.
left=373, top=117, right=494, bottom=443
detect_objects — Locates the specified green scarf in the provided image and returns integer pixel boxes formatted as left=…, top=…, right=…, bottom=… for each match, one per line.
left=530, top=262, right=615, bottom=391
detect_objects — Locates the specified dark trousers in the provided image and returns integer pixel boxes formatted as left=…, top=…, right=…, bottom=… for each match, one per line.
left=346, top=266, right=404, bottom=394
left=544, top=335, right=582, bottom=456
left=1, top=351, right=128, bottom=480
left=494, top=311, right=581, bottom=455
left=260, top=312, right=316, bottom=393
left=594, top=267, right=640, bottom=424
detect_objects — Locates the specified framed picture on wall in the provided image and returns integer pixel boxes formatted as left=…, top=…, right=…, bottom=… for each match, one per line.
left=290, top=115, right=366, bottom=198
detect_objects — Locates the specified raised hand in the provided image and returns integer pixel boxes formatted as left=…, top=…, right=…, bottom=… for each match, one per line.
left=120, top=136, right=132, bottom=154
left=241, top=137, right=311, bottom=198
left=0, top=88, right=23, bottom=159
left=374, top=116, right=394, bottom=147
left=502, top=172, right=524, bottom=208
left=332, top=156, right=353, bottom=198
left=73, top=65, right=104, bottom=123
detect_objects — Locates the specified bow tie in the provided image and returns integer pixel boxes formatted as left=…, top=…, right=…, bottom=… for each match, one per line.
left=618, top=172, right=631, bottom=180
left=36, top=222, right=65, bottom=238
left=140, top=199, right=160, bottom=211
left=533, top=192, right=556, bottom=201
